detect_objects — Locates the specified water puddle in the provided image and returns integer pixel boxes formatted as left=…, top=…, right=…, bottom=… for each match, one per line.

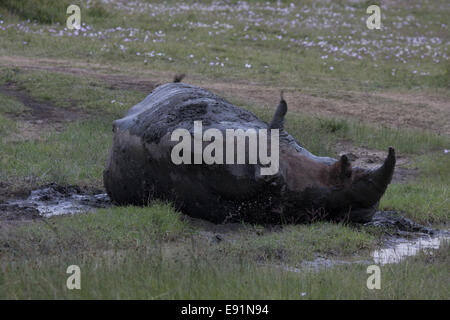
left=274, top=210, right=450, bottom=272
left=277, top=233, right=449, bottom=274
left=372, top=234, right=449, bottom=265
left=3, top=184, right=110, bottom=218
left=2, top=187, right=449, bottom=268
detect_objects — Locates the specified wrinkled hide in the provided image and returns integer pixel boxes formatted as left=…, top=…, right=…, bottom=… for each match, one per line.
left=104, top=82, right=395, bottom=224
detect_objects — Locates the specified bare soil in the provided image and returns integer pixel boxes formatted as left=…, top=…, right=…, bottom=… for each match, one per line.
left=0, top=183, right=108, bottom=222
left=335, top=140, right=417, bottom=184
left=1, top=56, right=449, bottom=134
left=0, top=82, right=87, bottom=142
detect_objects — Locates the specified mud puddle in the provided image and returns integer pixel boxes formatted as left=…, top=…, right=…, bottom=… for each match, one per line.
left=276, top=211, right=449, bottom=272
left=1, top=184, right=110, bottom=219
left=365, top=210, right=449, bottom=264
left=277, top=233, right=449, bottom=274
left=2, top=186, right=448, bottom=268
left=372, top=233, right=449, bottom=265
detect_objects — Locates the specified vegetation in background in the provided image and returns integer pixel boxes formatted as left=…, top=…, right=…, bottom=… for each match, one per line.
left=381, top=154, right=450, bottom=223
left=0, top=0, right=448, bottom=91
left=0, top=0, right=73, bottom=24
left=0, top=68, right=449, bottom=220
left=0, top=0, right=448, bottom=300
left=0, top=0, right=109, bottom=24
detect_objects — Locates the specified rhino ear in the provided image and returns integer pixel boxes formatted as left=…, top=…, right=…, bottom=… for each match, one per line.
left=173, top=73, right=186, bottom=83
left=329, top=154, right=353, bottom=185
left=270, top=91, right=288, bottom=129
left=338, top=154, right=352, bottom=179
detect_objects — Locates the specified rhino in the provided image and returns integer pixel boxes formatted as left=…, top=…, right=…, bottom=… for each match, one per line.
left=104, top=78, right=395, bottom=224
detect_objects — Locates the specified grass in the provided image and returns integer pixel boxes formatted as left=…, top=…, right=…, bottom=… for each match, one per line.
left=246, top=102, right=450, bottom=157
left=0, top=92, right=29, bottom=114
left=0, top=93, right=28, bottom=137
left=0, top=119, right=112, bottom=188
left=0, top=214, right=448, bottom=299
left=0, top=0, right=448, bottom=299
left=0, top=203, right=190, bottom=257
left=0, top=0, right=110, bottom=25
left=0, top=113, right=17, bottom=137
left=214, top=223, right=378, bottom=265
left=0, top=0, right=448, bottom=92
left=381, top=154, right=450, bottom=223
left=0, top=68, right=146, bottom=117
left=0, top=68, right=146, bottom=188
left=0, top=199, right=447, bottom=299
left=0, top=0, right=73, bottom=24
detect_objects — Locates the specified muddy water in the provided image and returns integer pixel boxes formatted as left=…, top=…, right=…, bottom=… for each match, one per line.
left=279, top=211, right=450, bottom=271
left=365, top=211, right=449, bottom=265
left=3, top=186, right=449, bottom=267
left=4, top=184, right=110, bottom=217
left=372, top=233, right=449, bottom=265
left=278, top=233, right=449, bottom=273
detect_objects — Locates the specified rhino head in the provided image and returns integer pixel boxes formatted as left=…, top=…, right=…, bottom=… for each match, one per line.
left=266, top=94, right=395, bottom=223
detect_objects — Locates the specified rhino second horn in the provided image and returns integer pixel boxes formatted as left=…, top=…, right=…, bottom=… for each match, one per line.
left=270, top=92, right=288, bottom=129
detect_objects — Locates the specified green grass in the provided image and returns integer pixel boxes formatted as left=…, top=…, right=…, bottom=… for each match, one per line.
left=0, top=204, right=379, bottom=264
left=246, top=102, right=450, bottom=157
left=0, top=119, right=112, bottom=187
left=0, top=68, right=146, bottom=117
left=1, top=201, right=447, bottom=299
left=0, top=0, right=448, bottom=300
left=0, top=0, right=73, bottom=24
left=0, top=204, right=190, bottom=257
left=0, top=216, right=448, bottom=299
left=0, top=93, right=28, bottom=137
left=0, top=0, right=448, bottom=92
left=215, top=223, right=378, bottom=265
left=0, top=0, right=110, bottom=24
left=0, top=113, right=17, bottom=137
left=0, top=92, right=29, bottom=114
left=381, top=154, right=450, bottom=223
left=0, top=69, right=146, bottom=188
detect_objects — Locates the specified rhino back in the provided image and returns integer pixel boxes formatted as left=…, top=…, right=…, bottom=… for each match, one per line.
left=104, top=83, right=284, bottom=222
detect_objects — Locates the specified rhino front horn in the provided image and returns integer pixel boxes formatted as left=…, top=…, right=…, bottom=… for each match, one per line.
left=349, top=147, right=396, bottom=208
left=371, top=147, right=396, bottom=189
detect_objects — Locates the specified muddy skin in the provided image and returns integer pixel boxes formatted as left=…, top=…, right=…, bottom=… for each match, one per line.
left=104, top=81, right=396, bottom=224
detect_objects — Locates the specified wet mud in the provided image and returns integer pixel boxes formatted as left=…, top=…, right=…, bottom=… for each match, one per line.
left=0, top=183, right=110, bottom=220
left=1, top=184, right=448, bottom=267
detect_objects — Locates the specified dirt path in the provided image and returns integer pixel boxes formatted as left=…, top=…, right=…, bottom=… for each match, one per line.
left=1, top=55, right=449, bottom=134
left=335, top=140, right=416, bottom=184
left=0, top=82, right=87, bottom=141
